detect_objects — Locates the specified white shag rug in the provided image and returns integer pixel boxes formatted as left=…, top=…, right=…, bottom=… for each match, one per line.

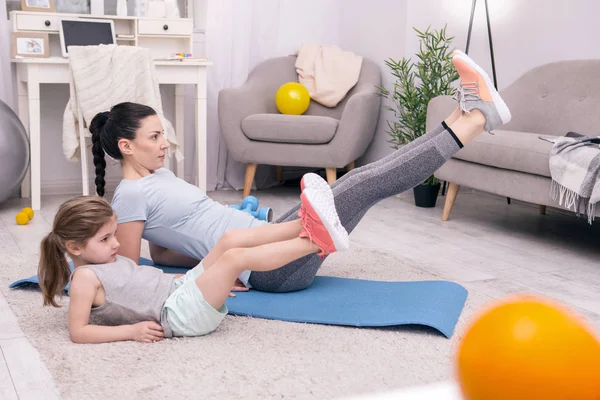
left=0, top=248, right=492, bottom=399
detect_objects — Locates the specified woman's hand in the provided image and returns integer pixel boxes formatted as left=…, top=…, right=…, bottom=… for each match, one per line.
left=149, top=242, right=200, bottom=268
left=228, top=279, right=249, bottom=297
left=131, top=321, right=164, bottom=343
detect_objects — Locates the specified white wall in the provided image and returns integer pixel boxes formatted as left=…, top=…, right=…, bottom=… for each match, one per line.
left=276, top=1, right=344, bottom=54
left=339, top=0, right=408, bottom=165
left=29, top=0, right=600, bottom=193
left=405, top=0, right=600, bottom=90
left=358, top=0, right=600, bottom=165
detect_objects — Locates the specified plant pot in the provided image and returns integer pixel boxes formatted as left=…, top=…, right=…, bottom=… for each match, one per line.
left=413, top=183, right=441, bottom=208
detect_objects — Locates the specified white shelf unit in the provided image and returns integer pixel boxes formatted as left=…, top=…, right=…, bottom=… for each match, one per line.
left=10, top=11, right=193, bottom=59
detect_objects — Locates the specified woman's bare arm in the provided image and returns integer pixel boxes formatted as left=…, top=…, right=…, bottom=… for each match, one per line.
left=115, top=220, right=198, bottom=267
left=116, top=221, right=145, bottom=264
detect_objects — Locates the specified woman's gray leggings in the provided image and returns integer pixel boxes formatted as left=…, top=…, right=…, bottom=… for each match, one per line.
left=248, top=122, right=463, bottom=292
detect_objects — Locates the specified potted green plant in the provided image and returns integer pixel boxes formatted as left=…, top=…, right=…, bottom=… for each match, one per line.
left=377, top=25, right=459, bottom=208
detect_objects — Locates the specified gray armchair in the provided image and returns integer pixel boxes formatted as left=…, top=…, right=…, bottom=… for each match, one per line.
left=218, top=55, right=382, bottom=197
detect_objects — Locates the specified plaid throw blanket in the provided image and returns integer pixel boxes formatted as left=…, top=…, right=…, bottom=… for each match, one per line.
left=540, top=132, right=600, bottom=224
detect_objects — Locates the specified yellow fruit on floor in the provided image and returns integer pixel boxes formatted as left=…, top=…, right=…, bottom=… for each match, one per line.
left=15, top=212, right=29, bottom=225
left=21, top=207, right=34, bottom=220
left=456, top=295, right=600, bottom=400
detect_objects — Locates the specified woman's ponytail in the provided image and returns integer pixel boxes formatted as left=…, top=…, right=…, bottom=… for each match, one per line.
left=90, top=111, right=109, bottom=197
left=38, top=232, right=70, bottom=307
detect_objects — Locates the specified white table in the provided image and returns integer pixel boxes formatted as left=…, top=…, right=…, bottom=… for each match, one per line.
left=12, top=57, right=211, bottom=210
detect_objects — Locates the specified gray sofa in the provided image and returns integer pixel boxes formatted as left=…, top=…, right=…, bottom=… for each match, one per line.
left=218, top=56, right=381, bottom=197
left=426, top=59, right=600, bottom=221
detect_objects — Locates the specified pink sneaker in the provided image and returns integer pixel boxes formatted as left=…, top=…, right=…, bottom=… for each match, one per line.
left=452, top=53, right=511, bottom=132
left=299, top=187, right=349, bottom=257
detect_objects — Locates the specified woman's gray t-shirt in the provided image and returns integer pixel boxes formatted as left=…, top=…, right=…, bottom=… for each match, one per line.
left=111, top=168, right=265, bottom=286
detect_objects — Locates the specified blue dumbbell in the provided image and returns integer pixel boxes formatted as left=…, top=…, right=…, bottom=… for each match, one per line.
left=230, top=195, right=273, bottom=222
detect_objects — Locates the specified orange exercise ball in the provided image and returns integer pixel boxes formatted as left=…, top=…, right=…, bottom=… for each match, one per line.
left=456, top=295, right=600, bottom=400
left=275, top=82, right=310, bottom=115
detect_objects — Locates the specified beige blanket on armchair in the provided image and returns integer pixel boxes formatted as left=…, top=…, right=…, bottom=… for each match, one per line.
left=293, top=43, right=362, bottom=108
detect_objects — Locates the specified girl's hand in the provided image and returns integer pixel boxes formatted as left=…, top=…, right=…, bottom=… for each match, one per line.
left=131, top=321, right=164, bottom=343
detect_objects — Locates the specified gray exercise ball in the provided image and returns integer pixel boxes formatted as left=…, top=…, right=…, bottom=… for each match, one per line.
left=0, top=99, right=30, bottom=205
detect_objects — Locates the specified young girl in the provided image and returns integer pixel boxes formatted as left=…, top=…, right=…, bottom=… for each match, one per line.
left=38, top=175, right=348, bottom=343
left=91, top=51, right=511, bottom=293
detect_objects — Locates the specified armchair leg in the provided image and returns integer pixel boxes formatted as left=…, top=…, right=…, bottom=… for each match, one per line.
left=325, top=168, right=337, bottom=184
left=346, top=161, right=355, bottom=172
left=244, top=163, right=257, bottom=198
left=275, top=166, right=283, bottom=181
left=539, top=205, right=547, bottom=215
left=442, top=183, right=460, bottom=221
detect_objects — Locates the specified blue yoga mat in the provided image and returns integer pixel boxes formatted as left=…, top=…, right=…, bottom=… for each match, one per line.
left=9, top=258, right=468, bottom=338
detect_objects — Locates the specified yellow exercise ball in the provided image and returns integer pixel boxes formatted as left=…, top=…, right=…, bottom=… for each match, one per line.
left=275, top=82, right=310, bottom=115
left=15, top=211, right=29, bottom=225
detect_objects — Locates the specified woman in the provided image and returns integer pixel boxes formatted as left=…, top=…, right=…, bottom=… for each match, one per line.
left=91, top=52, right=511, bottom=293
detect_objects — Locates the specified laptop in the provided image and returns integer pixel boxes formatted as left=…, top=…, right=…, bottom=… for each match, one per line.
left=59, top=18, right=116, bottom=58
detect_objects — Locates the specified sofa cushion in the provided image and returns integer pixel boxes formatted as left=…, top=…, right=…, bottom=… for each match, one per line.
left=453, top=129, right=554, bottom=178
left=242, top=114, right=339, bottom=144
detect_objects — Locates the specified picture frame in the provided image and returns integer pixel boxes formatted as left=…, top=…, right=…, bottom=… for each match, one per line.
left=11, top=32, right=50, bottom=59
left=20, top=0, right=56, bottom=13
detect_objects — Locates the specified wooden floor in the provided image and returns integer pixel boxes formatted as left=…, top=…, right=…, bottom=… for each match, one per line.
left=1, top=187, right=599, bottom=399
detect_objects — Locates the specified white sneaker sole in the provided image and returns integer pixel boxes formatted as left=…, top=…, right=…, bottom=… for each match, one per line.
left=302, top=188, right=349, bottom=252
left=301, top=173, right=341, bottom=226
left=301, top=173, right=331, bottom=196
left=454, top=54, right=512, bottom=125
